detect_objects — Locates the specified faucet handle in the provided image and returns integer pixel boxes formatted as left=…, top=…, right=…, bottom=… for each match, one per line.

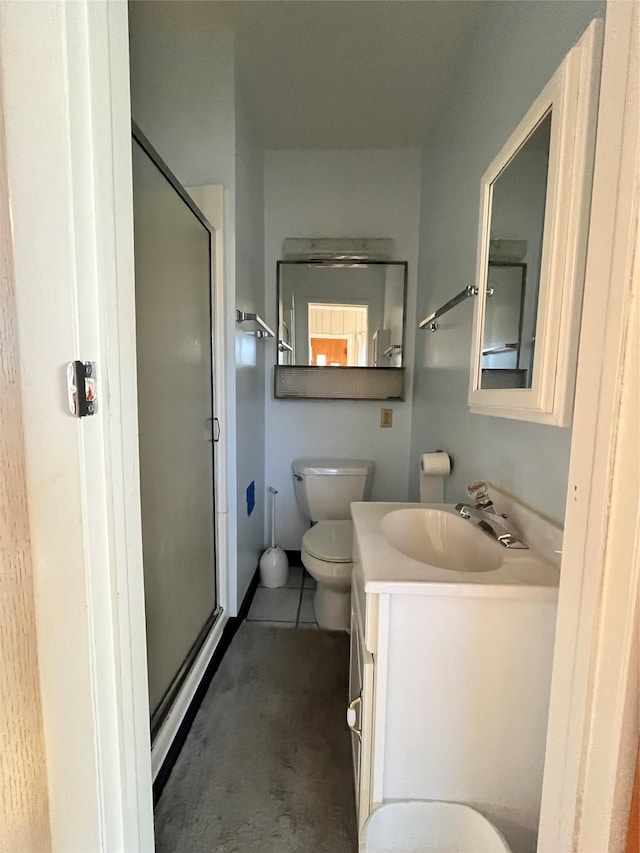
left=467, top=480, right=491, bottom=505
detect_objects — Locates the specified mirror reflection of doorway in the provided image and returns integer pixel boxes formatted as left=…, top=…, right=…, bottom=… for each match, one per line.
left=308, top=303, right=368, bottom=366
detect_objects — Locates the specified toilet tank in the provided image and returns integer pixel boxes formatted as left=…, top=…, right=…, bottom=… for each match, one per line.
left=292, top=458, right=374, bottom=521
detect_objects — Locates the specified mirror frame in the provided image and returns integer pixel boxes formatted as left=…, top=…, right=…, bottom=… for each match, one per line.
left=468, top=21, right=602, bottom=426
left=276, top=258, right=408, bottom=369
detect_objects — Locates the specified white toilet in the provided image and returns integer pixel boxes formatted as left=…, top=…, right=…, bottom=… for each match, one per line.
left=292, top=458, right=374, bottom=631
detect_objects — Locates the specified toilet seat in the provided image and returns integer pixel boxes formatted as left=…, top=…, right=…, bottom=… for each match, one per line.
left=303, top=520, right=353, bottom=562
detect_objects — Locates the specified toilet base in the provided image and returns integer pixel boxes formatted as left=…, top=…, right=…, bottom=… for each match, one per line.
left=313, top=583, right=350, bottom=632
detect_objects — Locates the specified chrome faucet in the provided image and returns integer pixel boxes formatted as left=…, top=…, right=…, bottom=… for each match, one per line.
left=455, top=482, right=528, bottom=549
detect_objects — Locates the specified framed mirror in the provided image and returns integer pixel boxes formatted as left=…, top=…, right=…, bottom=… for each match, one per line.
left=468, top=21, right=601, bottom=426
left=277, top=260, right=407, bottom=368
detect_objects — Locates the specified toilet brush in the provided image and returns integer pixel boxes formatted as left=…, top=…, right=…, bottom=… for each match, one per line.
left=259, top=487, right=289, bottom=588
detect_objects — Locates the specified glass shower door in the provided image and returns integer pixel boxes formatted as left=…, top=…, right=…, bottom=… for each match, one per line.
left=132, top=132, right=217, bottom=732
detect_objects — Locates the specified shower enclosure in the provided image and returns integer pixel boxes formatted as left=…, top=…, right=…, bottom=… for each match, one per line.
left=132, top=126, right=219, bottom=737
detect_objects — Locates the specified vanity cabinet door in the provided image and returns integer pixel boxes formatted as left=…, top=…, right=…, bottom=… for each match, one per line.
left=348, top=609, right=363, bottom=799
left=348, top=596, right=375, bottom=832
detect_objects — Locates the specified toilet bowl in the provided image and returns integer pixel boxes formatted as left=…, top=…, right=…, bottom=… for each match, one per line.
left=360, top=801, right=512, bottom=853
left=293, top=458, right=374, bottom=632
left=301, top=519, right=354, bottom=631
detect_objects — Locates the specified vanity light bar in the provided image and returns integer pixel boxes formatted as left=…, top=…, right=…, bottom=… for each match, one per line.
left=282, top=237, right=394, bottom=261
left=418, top=285, right=478, bottom=332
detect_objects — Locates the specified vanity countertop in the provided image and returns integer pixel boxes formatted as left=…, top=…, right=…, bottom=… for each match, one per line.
left=351, top=501, right=559, bottom=598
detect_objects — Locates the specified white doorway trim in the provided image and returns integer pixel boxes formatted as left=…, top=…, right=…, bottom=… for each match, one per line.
left=538, top=2, right=639, bottom=851
left=188, top=183, right=235, bottom=622
left=0, top=1, right=154, bottom=849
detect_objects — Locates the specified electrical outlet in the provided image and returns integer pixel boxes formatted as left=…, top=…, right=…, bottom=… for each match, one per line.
left=380, top=408, right=393, bottom=428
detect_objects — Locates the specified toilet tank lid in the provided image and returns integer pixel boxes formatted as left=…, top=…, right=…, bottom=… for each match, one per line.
left=292, top=458, right=374, bottom=476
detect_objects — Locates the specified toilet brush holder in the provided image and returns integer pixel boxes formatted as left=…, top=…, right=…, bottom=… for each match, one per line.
left=259, top=487, right=289, bottom=588
left=259, top=546, right=289, bottom=588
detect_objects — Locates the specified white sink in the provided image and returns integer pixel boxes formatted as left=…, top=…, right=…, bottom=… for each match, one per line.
left=351, top=501, right=560, bottom=595
left=380, top=507, right=503, bottom=572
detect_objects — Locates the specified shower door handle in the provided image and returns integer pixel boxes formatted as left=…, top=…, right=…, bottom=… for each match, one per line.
left=205, top=417, right=221, bottom=443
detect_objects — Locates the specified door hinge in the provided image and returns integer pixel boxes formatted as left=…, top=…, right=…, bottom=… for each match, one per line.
left=67, top=360, right=97, bottom=417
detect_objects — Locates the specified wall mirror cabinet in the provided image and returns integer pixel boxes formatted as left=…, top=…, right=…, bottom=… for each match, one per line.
left=468, top=21, right=601, bottom=426
left=275, top=258, right=407, bottom=400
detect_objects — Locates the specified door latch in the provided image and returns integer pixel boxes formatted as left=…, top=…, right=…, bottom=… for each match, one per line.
left=67, top=360, right=97, bottom=417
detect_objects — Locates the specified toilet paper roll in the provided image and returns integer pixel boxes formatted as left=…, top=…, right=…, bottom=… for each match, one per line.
left=419, top=451, right=451, bottom=502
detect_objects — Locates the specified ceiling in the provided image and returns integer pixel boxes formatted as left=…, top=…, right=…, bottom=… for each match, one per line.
left=209, top=1, right=493, bottom=149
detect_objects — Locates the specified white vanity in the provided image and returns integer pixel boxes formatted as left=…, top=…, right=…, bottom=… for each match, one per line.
left=348, top=502, right=559, bottom=853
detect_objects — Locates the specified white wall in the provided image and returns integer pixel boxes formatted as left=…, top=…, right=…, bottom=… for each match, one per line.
left=264, top=150, right=421, bottom=549
left=128, top=3, right=235, bottom=189
left=409, top=1, right=602, bottom=523
left=234, top=81, right=266, bottom=603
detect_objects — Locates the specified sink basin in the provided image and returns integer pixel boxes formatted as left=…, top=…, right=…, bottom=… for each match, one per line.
left=380, top=507, right=503, bottom=572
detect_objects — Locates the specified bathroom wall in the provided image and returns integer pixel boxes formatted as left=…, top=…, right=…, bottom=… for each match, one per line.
left=128, top=3, right=236, bottom=188
left=129, top=1, right=266, bottom=609
left=409, top=0, right=603, bottom=523
left=263, top=149, right=422, bottom=548
left=234, top=81, right=266, bottom=603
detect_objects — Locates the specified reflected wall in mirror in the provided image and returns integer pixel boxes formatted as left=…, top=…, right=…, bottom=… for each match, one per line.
left=481, top=112, right=551, bottom=390
left=481, top=262, right=528, bottom=388
left=277, top=260, right=407, bottom=368
left=469, top=21, right=602, bottom=426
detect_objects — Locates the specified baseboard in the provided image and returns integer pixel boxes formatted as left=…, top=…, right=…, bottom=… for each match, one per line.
left=237, top=564, right=261, bottom=621
left=153, top=565, right=261, bottom=805
left=285, top=549, right=302, bottom=566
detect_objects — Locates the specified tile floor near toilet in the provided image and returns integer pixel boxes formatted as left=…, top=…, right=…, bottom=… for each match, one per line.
left=247, top=563, right=319, bottom=628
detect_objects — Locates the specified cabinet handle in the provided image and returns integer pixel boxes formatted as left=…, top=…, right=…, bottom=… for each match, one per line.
left=347, top=695, right=362, bottom=739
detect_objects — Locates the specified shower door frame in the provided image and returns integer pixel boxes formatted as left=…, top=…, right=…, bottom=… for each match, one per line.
left=132, top=122, right=223, bottom=744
